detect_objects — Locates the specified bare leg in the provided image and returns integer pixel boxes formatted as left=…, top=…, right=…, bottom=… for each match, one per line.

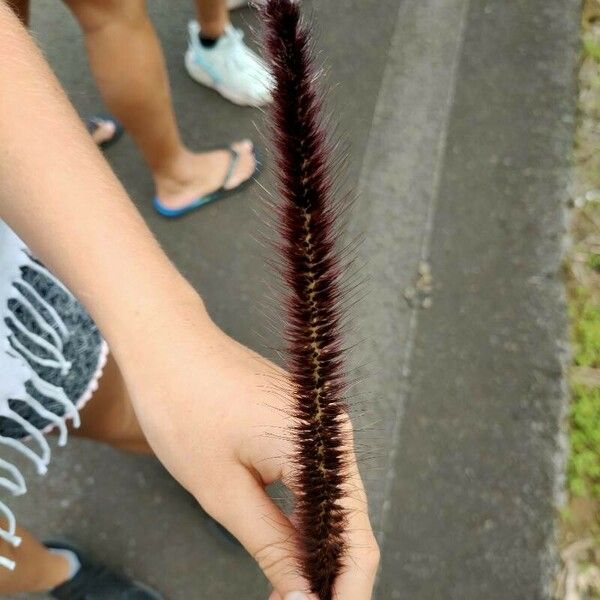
left=5, top=0, right=29, bottom=25
left=6, top=2, right=121, bottom=149
left=0, top=359, right=148, bottom=594
left=63, top=0, right=256, bottom=209
left=70, top=353, right=152, bottom=454
left=0, top=525, right=71, bottom=594
left=64, top=0, right=182, bottom=173
left=195, top=0, right=228, bottom=38
left=0, top=354, right=146, bottom=594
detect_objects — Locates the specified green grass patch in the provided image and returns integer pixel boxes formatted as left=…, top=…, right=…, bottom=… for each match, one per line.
left=569, top=289, right=600, bottom=499
left=584, top=34, right=600, bottom=62
left=589, top=253, right=600, bottom=273
left=569, top=385, right=600, bottom=498
left=573, top=295, right=600, bottom=368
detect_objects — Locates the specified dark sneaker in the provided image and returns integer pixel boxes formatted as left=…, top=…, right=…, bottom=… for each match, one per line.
left=46, top=541, right=163, bottom=600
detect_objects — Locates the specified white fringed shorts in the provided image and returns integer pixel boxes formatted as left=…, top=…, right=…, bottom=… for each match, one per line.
left=0, top=221, right=107, bottom=569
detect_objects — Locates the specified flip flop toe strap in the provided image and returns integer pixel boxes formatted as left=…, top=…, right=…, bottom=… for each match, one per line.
left=216, top=148, right=241, bottom=193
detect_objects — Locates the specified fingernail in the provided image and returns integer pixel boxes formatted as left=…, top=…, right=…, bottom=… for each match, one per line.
left=284, top=593, right=309, bottom=600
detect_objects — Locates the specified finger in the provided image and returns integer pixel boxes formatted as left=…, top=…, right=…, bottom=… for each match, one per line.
left=259, top=418, right=379, bottom=599
left=202, top=468, right=318, bottom=600
left=268, top=592, right=282, bottom=600
left=333, top=461, right=380, bottom=600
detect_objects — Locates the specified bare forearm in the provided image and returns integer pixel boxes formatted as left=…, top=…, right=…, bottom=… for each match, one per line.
left=0, top=5, right=208, bottom=364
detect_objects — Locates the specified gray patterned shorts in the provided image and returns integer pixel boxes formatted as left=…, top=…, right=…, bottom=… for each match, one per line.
left=0, top=221, right=107, bottom=569
left=2, top=261, right=106, bottom=439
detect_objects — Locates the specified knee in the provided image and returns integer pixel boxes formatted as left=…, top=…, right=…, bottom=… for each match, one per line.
left=64, top=0, right=148, bottom=34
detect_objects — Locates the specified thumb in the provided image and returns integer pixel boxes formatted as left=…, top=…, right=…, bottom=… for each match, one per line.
left=201, top=468, right=317, bottom=599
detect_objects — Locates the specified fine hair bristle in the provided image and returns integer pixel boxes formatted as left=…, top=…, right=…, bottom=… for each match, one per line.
left=262, top=1, right=351, bottom=598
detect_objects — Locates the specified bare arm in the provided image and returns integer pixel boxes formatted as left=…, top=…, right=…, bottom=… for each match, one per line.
left=0, top=2, right=207, bottom=369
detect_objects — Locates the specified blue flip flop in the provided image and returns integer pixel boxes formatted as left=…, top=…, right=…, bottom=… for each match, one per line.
left=152, top=146, right=259, bottom=218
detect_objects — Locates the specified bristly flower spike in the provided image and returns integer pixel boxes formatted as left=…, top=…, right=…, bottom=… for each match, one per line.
left=262, top=1, right=353, bottom=598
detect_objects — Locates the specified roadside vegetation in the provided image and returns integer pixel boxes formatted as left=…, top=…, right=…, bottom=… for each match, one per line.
left=556, top=2, right=600, bottom=598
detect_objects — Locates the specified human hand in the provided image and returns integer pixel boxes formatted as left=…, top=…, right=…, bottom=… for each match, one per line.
left=118, top=301, right=379, bottom=599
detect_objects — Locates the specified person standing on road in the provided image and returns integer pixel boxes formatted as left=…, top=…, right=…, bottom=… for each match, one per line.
left=6, top=0, right=260, bottom=218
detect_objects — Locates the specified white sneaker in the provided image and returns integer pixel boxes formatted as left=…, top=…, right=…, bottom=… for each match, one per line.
left=185, top=21, right=273, bottom=107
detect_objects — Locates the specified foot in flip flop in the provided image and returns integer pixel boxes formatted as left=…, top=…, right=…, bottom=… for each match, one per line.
left=153, top=140, right=258, bottom=218
left=85, top=114, right=124, bottom=149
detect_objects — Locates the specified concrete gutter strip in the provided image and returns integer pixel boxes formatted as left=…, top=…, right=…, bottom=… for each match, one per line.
left=378, top=1, right=579, bottom=598
left=349, top=0, right=470, bottom=542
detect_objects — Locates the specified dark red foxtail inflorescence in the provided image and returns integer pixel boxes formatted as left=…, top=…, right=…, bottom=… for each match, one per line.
left=262, top=1, right=351, bottom=598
